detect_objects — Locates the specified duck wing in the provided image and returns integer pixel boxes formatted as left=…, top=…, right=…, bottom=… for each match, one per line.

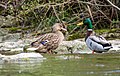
left=32, top=33, right=60, bottom=50
left=89, top=35, right=109, bottom=45
left=89, top=35, right=112, bottom=50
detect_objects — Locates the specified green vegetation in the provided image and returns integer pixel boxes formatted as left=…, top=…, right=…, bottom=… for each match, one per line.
left=95, top=28, right=120, bottom=34
left=0, top=0, right=120, bottom=39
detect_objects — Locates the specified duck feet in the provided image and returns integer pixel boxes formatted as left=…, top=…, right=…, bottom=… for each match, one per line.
left=92, top=50, right=94, bottom=54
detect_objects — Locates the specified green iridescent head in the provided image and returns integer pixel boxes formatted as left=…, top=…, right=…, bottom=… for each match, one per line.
left=77, top=18, right=93, bottom=31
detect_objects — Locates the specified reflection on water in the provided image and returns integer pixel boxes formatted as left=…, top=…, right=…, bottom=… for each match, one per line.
left=0, top=54, right=120, bottom=76
left=105, top=70, right=120, bottom=74
left=0, top=57, right=45, bottom=76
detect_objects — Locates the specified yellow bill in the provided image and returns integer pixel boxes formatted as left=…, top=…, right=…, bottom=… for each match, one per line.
left=77, top=21, right=84, bottom=26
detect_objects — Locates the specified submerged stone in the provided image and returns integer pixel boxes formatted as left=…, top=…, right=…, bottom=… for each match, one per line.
left=0, top=53, right=45, bottom=63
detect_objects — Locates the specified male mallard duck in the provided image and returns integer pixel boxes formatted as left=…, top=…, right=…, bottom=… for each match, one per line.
left=77, top=18, right=112, bottom=53
left=31, top=23, right=67, bottom=53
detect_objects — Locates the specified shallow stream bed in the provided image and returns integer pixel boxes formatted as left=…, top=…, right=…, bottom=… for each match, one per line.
left=0, top=53, right=120, bottom=76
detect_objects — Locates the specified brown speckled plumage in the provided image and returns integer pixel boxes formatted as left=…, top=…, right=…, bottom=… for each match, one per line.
left=31, top=23, right=67, bottom=53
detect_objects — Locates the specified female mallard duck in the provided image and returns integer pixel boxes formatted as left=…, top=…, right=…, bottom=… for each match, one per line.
left=77, top=18, right=112, bottom=53
left=31, top=23, right=67, bottom=53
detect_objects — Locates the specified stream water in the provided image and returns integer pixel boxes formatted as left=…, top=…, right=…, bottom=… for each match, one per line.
left=0, top=53, right=120, bottom=76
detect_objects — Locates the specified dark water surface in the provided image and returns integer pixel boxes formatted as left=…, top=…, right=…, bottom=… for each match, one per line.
left=0, top=53, right=120, bottom=76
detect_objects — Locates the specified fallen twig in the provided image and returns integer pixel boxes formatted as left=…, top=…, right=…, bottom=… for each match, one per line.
left=52, top=6, right=62, bottom=23
left=106, top=0, right=120, bottom=11
left=87, top=5, right=94, bottom=22
left=98, top=10, right=112, bottom=22
left=0, top=4, right=7, bottom=8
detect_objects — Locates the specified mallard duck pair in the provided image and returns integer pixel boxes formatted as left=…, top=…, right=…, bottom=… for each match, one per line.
left=31, top=23, right=67, bottom=53
left=77, top=18, right=112, bottom=53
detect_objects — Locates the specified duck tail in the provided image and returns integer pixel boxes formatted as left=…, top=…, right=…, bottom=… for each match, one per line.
left=103, top=43, right=113, bottom=50
left=31, top=42, right=35, bottom=47
left=31, top=41, right=38, bottom=47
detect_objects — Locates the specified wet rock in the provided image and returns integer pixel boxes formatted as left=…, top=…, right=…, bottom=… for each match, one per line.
left=0, top=28, right=9, bottom=42
left=0, top=16, right=6, bottom=26
left=108, top=39, right=120, bottom=53
left=54, top=39, right=92, bottom=54
left=99, top=32, right=120, bottom=39
left=0, top=28, right=8, bottom=36
left=0, top=32, right=120, bottom=55
left=54, top=39, right=120, bottom=54
left=105, top=33, right=120, bottom=38
left=0, top=53, right=45, bottom=63
left=2, top=33, right=21, bottom=42
left=0, top=39, right=31, bottom=53
left=0, top=42, right=22, bottom=50
left=0, top=37, right=3, bottom=42
left=0, top=15, right=15, bottom=28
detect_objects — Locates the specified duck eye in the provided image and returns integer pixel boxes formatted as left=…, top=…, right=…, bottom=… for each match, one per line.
left=62, top=25, right=65, bottom=28
left=59, top=24, right=63, bottom=27
left=61, top=23, right=66, bottom=29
